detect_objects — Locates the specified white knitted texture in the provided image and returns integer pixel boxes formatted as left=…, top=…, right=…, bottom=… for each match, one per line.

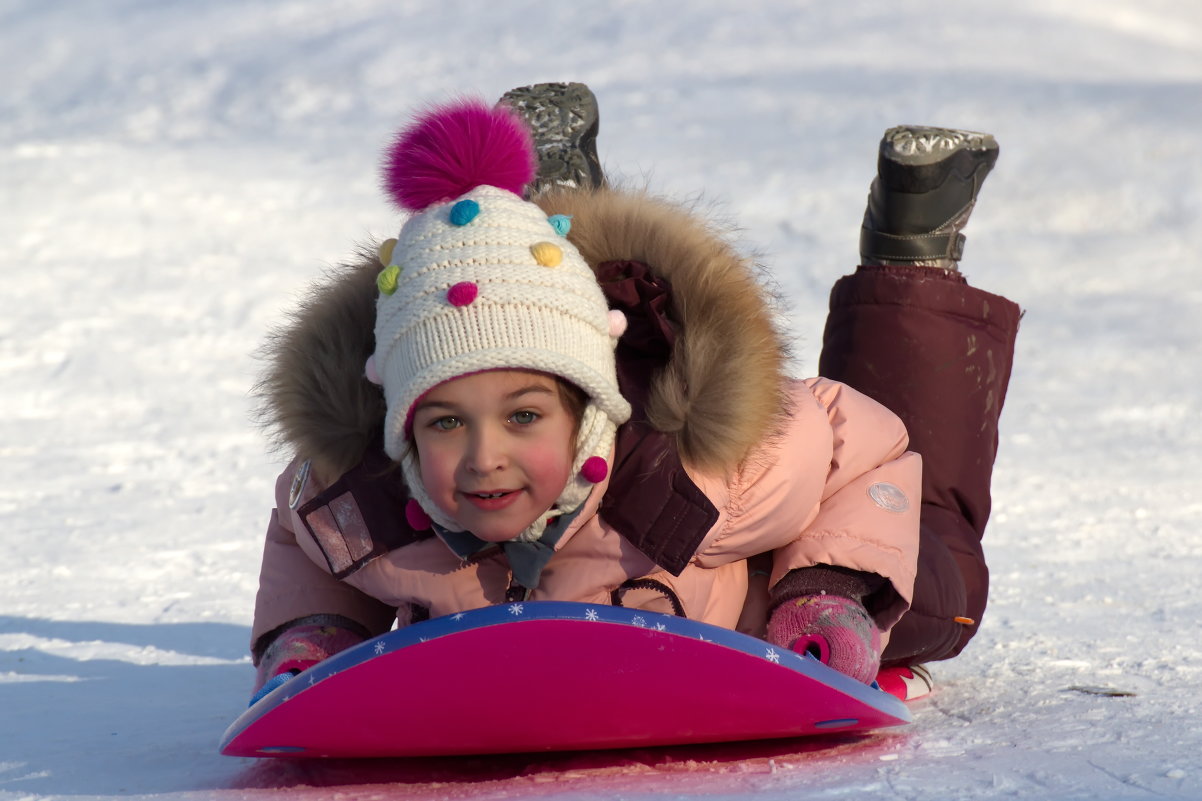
left=373, top=185, right=631, bottom=539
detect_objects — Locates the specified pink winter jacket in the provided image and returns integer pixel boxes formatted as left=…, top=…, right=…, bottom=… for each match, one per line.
left=253, top=377, right=919, bottom=651
left=251, top=187, right=920, bottom=657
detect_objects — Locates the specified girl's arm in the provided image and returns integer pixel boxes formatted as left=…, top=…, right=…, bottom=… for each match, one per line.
left=250, top=461, right=398, bottom=681
left=769, top=378, right=921, bottom=633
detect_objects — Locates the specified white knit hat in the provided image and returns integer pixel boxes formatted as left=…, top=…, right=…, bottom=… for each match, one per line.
left=365, top=99, right=631, bottom=542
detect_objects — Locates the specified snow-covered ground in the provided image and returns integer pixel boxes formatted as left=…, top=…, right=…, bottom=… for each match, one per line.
left=3, top=1, right=1201, bottom=798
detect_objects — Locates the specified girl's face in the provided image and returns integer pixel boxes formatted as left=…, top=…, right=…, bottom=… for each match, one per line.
left=410, top=370, right=578, bottom=542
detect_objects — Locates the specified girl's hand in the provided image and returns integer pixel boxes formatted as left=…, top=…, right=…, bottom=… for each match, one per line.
left=766, top=594, right=882, bottom=684
left=252, top=617, right=366, bottom=702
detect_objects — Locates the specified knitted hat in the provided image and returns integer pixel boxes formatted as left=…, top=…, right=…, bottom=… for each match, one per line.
left=366, top=98, right=631, bottom=542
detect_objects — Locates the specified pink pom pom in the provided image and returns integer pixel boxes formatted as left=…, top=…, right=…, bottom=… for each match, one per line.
left=447, top=281, right=478, bottom=307
left=607, top=309, right=628, bottom=339
left=405, top=499, right=432, bottom=531
left=580, top=456, right=609, bottom=484
left=382, top=98, right=537, bottom=212
left=363, top=355, right=382, bottom=385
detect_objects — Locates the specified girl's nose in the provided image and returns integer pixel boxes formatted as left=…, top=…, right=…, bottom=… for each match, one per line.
left=465, top=427, right=506, bottom=473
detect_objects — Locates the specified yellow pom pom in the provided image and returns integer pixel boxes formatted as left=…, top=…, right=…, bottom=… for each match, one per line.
left=530, top=241, right=563, bottom=267
left=377, top=238, right=397, bottom=266
left=377, top=264, right=401, bottom=295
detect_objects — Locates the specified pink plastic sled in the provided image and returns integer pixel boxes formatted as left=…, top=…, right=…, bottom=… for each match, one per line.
left=220, top=602, right=910, bottom=758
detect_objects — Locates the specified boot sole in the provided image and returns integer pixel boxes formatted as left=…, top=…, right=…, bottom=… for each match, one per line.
left=878, top=125, right=999, bottom=195
left=499, top=82, right=604, bottom=194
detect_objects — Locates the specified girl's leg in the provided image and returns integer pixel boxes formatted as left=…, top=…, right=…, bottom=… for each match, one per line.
left=819, top=127, right=1022, bottom=665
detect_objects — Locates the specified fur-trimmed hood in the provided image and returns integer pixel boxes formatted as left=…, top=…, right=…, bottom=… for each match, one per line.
left=256, top=186, right=790, bottom=483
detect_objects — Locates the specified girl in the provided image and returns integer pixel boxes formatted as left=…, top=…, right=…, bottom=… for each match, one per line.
left=249, top=86, right=1019, bottom=703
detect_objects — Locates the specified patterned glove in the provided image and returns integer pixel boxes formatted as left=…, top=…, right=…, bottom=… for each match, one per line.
left=766, top=594, right=882, bottom=684
left=253, top=615, right=367, bottom=697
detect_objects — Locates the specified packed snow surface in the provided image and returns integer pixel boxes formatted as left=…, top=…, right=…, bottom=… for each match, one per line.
left=3, top=1, right=1201, bottom=798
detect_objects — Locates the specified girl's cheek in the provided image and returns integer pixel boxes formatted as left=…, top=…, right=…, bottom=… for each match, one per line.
left=417, top=441, right=457, bottom=498
left=525, top=438, right=575, bottom=485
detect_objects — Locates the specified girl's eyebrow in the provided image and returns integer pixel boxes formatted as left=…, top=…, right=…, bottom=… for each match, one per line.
left=414, top=384, right=554, bottom=413
left=413, top=399, right=455, bottom=414
left=504, top=384, right=555, bottom=401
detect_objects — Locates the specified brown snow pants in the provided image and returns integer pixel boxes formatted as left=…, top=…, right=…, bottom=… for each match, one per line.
left=819, top=265, right=1021, bottom=665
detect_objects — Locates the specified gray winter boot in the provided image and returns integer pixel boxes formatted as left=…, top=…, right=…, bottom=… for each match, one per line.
left=860, top=125, right=999, bottom=270
left=498, top=82, right=605, bottom=196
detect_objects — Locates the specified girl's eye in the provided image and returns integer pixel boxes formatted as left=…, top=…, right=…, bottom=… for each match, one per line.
left=511, top=410, right=539, bottom=425
left=432, top=417, right=461, bottom=431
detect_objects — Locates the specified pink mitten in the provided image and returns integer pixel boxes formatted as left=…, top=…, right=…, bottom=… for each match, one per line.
left=766, top=594, right=882, bottom=684
left=254, top=619, right=366, bottom=692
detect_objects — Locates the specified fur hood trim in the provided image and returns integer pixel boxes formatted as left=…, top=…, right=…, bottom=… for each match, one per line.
left=533, top=186, right=788, bottom=473
left=254, top=248, right=385, bottom=483
left=256, top=186, right=789, bottom=480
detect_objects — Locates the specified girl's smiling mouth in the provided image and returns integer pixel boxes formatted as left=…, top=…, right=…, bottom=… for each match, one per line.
left=460, top=489, right=523, bottom=510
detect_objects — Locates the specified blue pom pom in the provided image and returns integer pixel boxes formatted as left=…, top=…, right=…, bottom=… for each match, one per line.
left=449, top=199, right=480, bottom=226
left=547, top=214, right=572, bottom=237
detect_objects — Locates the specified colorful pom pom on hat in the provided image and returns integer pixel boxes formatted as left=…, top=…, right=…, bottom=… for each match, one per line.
left=370, top=98, right=631, bottom=544
left=381, top=98, right=536, bottom=212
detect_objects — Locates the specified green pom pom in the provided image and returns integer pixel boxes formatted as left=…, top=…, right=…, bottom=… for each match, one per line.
left=377, top=264, right=401, bottom=295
